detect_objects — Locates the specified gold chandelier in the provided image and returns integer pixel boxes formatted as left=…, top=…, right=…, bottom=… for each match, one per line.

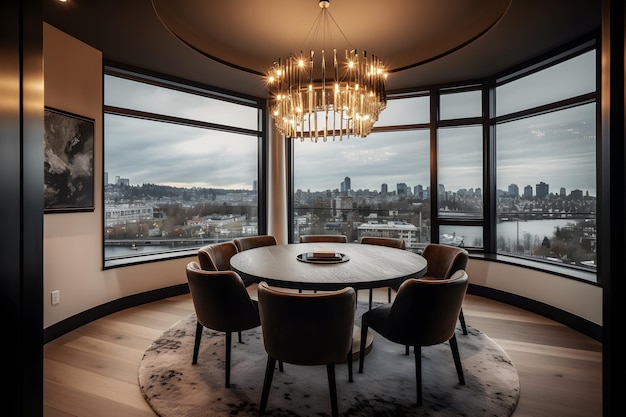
left=267, top=0, right=387, bottom=142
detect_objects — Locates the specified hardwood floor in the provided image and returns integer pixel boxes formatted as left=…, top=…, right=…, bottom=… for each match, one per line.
left=43, top=289, right=602, bottom=417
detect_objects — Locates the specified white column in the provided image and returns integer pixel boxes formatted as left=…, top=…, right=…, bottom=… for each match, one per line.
left=267, top=120, right=288, bottom=244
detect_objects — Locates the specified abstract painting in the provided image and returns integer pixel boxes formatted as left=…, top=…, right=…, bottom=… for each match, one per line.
left=44, top=107, right=95, bottom=213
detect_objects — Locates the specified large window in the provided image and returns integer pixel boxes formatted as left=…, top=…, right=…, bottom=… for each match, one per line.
left=495, top=49, right=597, bottom=272
left=290, top=40, right=597, bottom=281
left=104, top=69, right=264, bottom=267
left=292, top=97, right=431, bottom=251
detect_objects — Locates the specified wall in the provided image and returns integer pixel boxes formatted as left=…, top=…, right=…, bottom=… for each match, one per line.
left=43, top=24, right=188, bottom=329
left=466, top=259, right=602, bottom=325
left=42, top=23, right=602, bottom=331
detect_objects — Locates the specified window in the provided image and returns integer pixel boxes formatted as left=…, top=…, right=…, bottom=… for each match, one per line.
left=104, top=69, right=264, bottom=267
left=495, top=47, right=596, bottom=274
left=437, top=125, right=484, bottom=220
left=290, top=41, right=597, bottom=281
left=496, top=50, right=596, bottom=116
left=495, top=105, right=596, bottom=270
left=440, top=89, right=482, bottom=120
left=292, top=113, right=431, bottom=251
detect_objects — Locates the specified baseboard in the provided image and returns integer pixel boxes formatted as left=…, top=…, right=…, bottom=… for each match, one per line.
left=43, top=282, right=602, bottom=344
left=468, top=283, right=602, bottom=342
left=43, top=283, right=190, bottom=344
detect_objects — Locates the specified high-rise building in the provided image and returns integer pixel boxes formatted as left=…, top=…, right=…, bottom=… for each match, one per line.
left=523, top=185, right=533, bottom=198
left=536, top=181, right=549, bottom=199
left=381, top=183, right=388, bottom=194
left=508, top=184, right=519, bottom=198
left=344, top=176, right=351, bottom=192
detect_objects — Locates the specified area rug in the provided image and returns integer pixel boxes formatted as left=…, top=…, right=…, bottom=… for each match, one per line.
left=139, top=303, right=520, bottom=417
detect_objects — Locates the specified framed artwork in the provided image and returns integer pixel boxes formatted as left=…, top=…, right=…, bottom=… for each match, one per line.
left=44, top=107, right=95, bottom=213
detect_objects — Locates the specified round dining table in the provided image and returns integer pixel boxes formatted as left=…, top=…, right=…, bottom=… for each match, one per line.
left=230, top=242, right=427, bottom=292
left=230, top=242, right=428, bottom=359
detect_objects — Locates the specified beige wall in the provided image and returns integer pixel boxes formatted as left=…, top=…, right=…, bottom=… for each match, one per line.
left=43, top=24, right=189, bottom=328
left=42, top=23, right=602, bottom=330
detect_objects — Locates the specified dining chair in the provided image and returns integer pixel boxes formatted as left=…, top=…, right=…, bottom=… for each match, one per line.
left=359, top=236, right=406, bottom=309
left=185, top=261, right=261, bottom=388
left=233, top=235, right=277, bottom=252
left=257, top=281, right=356, bottom=417
left=358, top=269, right=469, bottom=406
left=299, top=234, right=348, bottom=243
left=420, top=243, right=470, bottom=335
left=197, top=241, right=239, bottom=271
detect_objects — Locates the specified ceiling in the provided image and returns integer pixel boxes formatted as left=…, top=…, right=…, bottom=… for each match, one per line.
left=43, top=0, right=601, bottom=99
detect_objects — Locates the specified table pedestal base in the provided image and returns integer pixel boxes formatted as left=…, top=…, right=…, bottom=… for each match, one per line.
left=346, top=325, right=373, bottom=362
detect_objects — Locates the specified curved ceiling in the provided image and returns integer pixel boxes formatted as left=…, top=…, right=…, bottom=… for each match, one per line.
left=151, top=0, right=511, bottom=76
left=42, top=0, right=601, bottom=98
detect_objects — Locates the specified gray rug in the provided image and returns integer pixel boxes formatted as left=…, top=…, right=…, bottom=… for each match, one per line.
left=139, top=304, right=520, bottom=417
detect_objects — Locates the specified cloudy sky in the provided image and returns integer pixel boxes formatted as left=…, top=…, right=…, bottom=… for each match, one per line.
left=104, top=50, right=597, bottom=197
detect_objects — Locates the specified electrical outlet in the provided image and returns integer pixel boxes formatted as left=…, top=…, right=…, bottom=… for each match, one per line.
left=51, top=290, right=60, bottom=305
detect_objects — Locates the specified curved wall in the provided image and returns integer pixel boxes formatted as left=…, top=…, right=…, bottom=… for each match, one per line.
left=42, top=23, right=602, bottom=332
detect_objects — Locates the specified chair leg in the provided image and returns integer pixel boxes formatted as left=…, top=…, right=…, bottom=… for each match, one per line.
left=405, top=344, right=410, bottom=355
left=192, top=321, right=203, bottom=364
left=368, top=289, right=373, bottom=310
left=414, top=345, right=423, bottom=406
left=459, top=308, right=468, bottom=335
left=358, top=323, right=368, bottom=373
left=238, top=331, right=243, bottom=343
left=347, top=347, right=353, bottom=382
left=279, top=360, right=284, bottom=372
left=259, top=356, right=276, bottom=415
left=387, top=287, right=392, bottom=302
left=449, top=334, right=465, bottom=385
left=326, top=364, right=339, bottom=417
left=225, top=332, right=232, bottom=388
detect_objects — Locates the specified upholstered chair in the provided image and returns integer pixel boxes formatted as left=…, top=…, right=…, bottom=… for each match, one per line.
left=359, top=236, right=406, bottom=308
left=420, top=243, right=470, bottom=335
left=257, top=281, right=356, bottom=417
left=185, top=261, right=261, bottom=388
left=358, top=270, right=469, bottom=405
left=233, top=235, right=277, bottom=252
left=298, top=234, right=348, bottom=243
left=197, top=241, right=238, bottom=271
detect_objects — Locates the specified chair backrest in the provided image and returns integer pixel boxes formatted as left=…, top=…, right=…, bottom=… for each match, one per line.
left=233, top=235, right=277, bottom=252
left=299, top=234, right=348, bottom=243
left=387, top=270, right=469, bottom=346
left=185, top=262, right=259, bottom=332
left=421, top=243, right=468, bottom=279
left=257, top=281, right=356, bottom=366
left=197, top=241, right=238, bottom=271
left=359, top=236, right=406, bottom=249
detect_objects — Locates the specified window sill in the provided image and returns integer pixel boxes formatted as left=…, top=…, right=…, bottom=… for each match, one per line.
left=470, top=253, right=598, bottom=285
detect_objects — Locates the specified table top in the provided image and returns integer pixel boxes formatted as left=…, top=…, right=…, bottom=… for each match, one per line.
left=230, top=242, right=427, bottom=291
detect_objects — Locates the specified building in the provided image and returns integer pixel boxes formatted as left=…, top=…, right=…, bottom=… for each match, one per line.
left=3, top=1, right=621, bottom=416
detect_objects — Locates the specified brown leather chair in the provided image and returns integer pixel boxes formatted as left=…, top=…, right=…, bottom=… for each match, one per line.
left=197, top=241, right=238, bottom=271
left=420, top=243, right=469, bottom=335
left=233, top=235, right=277, bottom=252
left=299, top=234, right=348, bottom=243
left=358, top=270, right=469, bottom=405
left=359, top=236, right=406, bottom=308
left=185, top=261, right=261, bottom=388
left=257, top=281, right=356, bottom=417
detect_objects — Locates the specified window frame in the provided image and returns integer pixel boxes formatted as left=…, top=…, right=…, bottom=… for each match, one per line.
left=287, top=36, right=599, bottom=285
left=102, top=63, right=268, bottom=269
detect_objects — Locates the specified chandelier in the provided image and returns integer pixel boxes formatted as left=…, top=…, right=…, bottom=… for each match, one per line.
left=267, top=0, right=387, bottom=142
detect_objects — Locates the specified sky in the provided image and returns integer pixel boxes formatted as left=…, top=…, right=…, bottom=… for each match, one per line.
left=104, top=51, right=597, bottom=197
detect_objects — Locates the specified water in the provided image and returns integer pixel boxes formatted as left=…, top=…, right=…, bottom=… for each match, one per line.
left=105, top=219, right=584, bottom=258
left=442, top=218, right=581, bottom=247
